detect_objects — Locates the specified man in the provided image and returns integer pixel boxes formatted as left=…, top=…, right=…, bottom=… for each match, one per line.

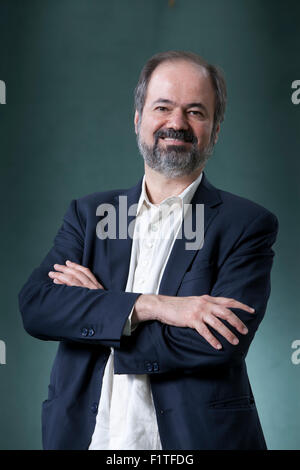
left=18, top=51, right=278, bottom=450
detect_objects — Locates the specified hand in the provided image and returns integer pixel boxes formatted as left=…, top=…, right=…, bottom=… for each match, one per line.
left=132, top=294, right=255, bottom=350
left=48, top=260, right=104, bottom=290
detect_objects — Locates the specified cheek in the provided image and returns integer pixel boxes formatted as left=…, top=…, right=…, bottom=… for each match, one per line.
left=195, top=123, right=213, bottom=142
left=140, top=119, right=164, bottom=140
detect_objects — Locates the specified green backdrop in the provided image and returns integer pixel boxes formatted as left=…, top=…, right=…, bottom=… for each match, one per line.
left=0, top=0, right=299, bottom=449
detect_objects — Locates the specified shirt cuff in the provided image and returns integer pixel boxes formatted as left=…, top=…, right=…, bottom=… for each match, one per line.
left=122, top=306, right=138, bottom=336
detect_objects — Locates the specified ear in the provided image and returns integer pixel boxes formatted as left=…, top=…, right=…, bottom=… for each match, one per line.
left=134, top=110, right=139, bottom=135
left=214, top=124, right=221, bottom=144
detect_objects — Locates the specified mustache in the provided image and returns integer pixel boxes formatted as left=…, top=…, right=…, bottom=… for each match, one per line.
left=154, top=128, right=197, bottom=144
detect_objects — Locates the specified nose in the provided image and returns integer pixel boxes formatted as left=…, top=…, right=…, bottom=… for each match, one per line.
left=166, top=108, right=189, bottom=130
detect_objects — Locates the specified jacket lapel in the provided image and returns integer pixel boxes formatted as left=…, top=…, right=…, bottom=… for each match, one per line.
left=108, top=173, right=222, bottom=294
left=158, top=173, right=222, bottom=296
left=108, top=177, right=143, bottom=290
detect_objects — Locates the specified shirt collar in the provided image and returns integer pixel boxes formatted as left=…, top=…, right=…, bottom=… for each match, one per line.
left=136, top=172, right=203, bottom=216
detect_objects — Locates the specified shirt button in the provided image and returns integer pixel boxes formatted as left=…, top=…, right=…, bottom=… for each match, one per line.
left=144, top=238, right=154, bottom=247
left=88, top=328, right=95, bottom=337
left=153, top=362, right=159, bottom=372
left=81, top=327, right=88, bottom=337
left=151, top=224, right=158, bottom=232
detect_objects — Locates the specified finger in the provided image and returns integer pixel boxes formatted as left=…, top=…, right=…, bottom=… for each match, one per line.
left=210, top=305, right=249, bottom=335
left=194, top=323, right=222, bottom=350
left=203, top=295, right=255, bottom=313
left=48, top=271, right=83, bottom=287
left=53, top=264, right=98, bottom=289
left=65, top=261, right=104, bottom=288
left=204, top=314, right=240, bottom=345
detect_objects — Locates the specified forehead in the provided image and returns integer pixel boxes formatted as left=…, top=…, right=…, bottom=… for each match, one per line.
left=145, top=60, right=215, bottom=110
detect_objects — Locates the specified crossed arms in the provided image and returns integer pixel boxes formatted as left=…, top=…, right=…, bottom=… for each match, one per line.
left=18, top=199, right=278, bottom=374
left=48, top=260, right=252, bottom=351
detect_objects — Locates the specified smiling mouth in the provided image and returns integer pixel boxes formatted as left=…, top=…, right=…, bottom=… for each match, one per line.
left=160, top=137, right=191, bottom=145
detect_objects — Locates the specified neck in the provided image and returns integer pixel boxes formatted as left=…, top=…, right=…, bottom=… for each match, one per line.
left=144, top=165, right=204, bottom=204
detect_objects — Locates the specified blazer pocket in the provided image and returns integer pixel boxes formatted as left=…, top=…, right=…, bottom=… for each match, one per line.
left=208, top=395, right=255, bottom=411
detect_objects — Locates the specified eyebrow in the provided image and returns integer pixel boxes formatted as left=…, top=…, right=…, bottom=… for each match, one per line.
left=152, top=98, right=208, bottom=113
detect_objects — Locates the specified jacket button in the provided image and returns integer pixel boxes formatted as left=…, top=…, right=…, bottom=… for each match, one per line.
left=145, top=361, right=153, bottom=372
left=153, top=362, right=159, bottom=372
left=81, top=327, right=88, bottom=337
left=91, top=402, right=98, bottom=414
left=88, top=328, right=95, bottom=337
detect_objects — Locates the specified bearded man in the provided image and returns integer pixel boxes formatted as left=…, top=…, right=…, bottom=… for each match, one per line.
left=19, top=51, right=278, bottom=450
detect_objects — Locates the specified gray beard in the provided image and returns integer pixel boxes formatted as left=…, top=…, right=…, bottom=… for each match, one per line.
left=137, top=134, right=214, bottom=178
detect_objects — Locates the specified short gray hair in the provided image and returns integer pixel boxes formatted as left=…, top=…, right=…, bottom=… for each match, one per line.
left=134, top=50, right=227, bottom=140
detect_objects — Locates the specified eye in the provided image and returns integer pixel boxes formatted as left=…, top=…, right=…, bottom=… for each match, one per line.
left=155, top=106, right=168, bottom=112
left=188, top=110, right=204, bottom=117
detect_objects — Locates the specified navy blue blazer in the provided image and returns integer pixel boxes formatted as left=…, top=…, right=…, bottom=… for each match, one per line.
left=18, top=173, right=278, bottom=450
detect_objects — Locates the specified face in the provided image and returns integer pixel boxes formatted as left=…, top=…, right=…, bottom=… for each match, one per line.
left=135, top=60, right=220, bottom=178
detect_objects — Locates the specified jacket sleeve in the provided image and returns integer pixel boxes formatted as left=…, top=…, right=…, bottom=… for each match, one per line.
left=18, top=199, right=140, bottom=347
left=114, top=211, right=279, bottom=374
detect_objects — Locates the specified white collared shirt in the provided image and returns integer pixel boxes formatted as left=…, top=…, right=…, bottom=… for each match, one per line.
left=88, top=172, right=203, bottom=450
